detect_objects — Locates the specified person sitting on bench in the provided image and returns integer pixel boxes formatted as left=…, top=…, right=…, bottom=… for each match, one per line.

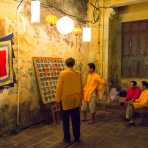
left=125, top=81, right=141, bottom=102
left=125, top=81, right=148, bottom=126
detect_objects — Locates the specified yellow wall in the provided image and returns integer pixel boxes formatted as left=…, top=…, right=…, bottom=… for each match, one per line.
left=0, top=1, right=17, bottom=105
left=111, top=0, right=148, bottom=7
left=87, top=0, right=111, bottom=79
left=108, top=1, right=148, bottom=87
left=0, top=0, right=90, bottom=133
left=87, top=0, right=148, bottom=86
left=119, top=2, right=148, bottom=22
left=0, top=0, right=16, bottom=19
left=119, top=2, right=148, bottom=86
left=87, top=0, right=101, bottom=73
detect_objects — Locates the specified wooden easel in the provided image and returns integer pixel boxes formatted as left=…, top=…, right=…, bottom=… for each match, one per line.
left=33, top=57, right=64, bottom=124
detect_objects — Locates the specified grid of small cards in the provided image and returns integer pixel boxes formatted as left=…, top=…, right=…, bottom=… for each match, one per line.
left=33, top=57, right=65, bottom=104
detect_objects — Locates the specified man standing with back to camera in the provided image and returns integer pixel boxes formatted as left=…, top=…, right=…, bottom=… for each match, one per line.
left=56, top=57, right=82, bottom=144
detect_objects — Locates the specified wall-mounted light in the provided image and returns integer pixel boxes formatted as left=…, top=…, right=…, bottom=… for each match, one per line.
left=56, top=16, right=74, bottom=35
left=31, top=0, right=40, bottom=23
left=82, top=27, right=91, bottom=42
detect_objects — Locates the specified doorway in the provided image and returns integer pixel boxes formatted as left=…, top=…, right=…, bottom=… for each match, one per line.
left=121, top=20, right=148, bottom=78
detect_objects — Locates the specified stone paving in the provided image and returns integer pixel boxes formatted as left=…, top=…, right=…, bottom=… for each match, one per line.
left=0, top=108, right=148, bottom=148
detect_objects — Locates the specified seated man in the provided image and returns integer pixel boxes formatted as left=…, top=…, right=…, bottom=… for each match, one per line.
left=125, top=81, right=141, bottom=102
left=125, top=81, right=148, bottom=125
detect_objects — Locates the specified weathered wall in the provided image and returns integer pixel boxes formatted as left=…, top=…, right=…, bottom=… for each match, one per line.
left=88, top=0, right=113, bottom=80
left=111, top=0, right=148, bottom=7
left=17, top=0, right=89, bottom=128
left=87, top=0, right=100, bottom=73
left=119, top=2, right=148, bottom=22
left=108, top=13, right=122, bottom=87
left=0, top=0, right=18, bottom=135
left=2, top=0, right=148, bottom=135
left=109, top=1, right=148, bottom=88
left=0, top=0, right=90, bottom=135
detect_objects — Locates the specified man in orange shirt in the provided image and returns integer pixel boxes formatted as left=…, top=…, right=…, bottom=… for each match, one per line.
left=56, top=58, right=82, bottom=143
left=81, top=63, right=106, bottom=124
left=126, top=81, right=148, bottom=126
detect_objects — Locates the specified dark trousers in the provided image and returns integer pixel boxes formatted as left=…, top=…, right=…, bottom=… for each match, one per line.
left=62, top=108, right=80, bottom=142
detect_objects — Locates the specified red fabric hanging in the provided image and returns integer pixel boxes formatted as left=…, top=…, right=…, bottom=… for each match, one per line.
left=0, top=50, right=6, bottom=77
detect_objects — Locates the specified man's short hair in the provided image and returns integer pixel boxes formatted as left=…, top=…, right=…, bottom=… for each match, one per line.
left=65, top=57, right=75, bottom=67
left=130, top=81, right=137, bottom=86
left=88, top=63, right=95, bottom=71
left=142, top=81, right=148, bottom=88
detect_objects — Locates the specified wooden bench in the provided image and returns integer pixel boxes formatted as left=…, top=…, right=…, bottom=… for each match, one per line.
left=135, top=107, right=148, bottom=125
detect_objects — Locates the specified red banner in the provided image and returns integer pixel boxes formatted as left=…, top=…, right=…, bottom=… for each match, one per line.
left=0, top=50, right=6, bottom=77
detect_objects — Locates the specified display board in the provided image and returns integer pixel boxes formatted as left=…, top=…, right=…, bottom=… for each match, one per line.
left=33, top=57, right=65, bottom=104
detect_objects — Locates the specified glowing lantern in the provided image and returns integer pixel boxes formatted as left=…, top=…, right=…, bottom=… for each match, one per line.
left=56, top=16, right=74, bottom=35
left=73, top=27, right=81, bottom=33
left=45, top=15, right=58, bottom=25
left=31, top=0, right=40, bottom=23
left=82, top=27, right=91, bottom=42
left=73, top=27, right=82, bottom=36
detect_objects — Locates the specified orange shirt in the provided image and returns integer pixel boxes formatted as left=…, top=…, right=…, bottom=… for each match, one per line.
left=56, top=68, right=82, bottom=110
left=83, top=72, right=106, bottom=102
left=133, top=89, right=148, bottom=109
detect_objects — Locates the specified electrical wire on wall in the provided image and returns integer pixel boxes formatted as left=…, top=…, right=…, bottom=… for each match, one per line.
left=92, top=0, right=100, bottom=24
left=40, top=0, right=101, bottom=24
left=15, top=0, right=24, bottom=129
left=101, top=0, right=105, bottom=77
left=41, top=1, right=89, bottom=23
left=16, top=0, right=41, bottom=129
left=15, top=1, right=108, bottom=78
left=17, top=0, right=24, bottom=10
left=16, top=0, right=112, bottom=24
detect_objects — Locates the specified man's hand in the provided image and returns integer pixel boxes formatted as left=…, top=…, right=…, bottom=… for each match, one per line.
left=128, top=101, right=133, bottom=105
left=52, top=101, right=61, bottom=111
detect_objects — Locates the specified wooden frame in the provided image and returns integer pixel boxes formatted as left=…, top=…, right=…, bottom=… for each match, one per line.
left=121, top=20, right=148, bottom=78
left=33, top=57, right=64, bottom=104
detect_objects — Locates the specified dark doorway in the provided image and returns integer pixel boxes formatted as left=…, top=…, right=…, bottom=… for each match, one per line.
left=121, top=20, right=148, bottom=78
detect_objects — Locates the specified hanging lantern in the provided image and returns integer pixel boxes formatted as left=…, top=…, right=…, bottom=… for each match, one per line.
left=56, top=16, right=74, bottom=35
left=73, top=27, right=82, bottom=36
left=82, top=27, right=91, bottom=42
left=45, top=15, right=58, bottom=25
left=73, top=27, right=81, bottom=33
left=31, top=0, right=40, bottom=23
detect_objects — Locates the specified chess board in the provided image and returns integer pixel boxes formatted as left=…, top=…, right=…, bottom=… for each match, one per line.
left=33, top=57, right=65, bottom=104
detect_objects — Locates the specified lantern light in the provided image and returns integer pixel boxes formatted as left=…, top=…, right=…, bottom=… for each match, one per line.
left=31, top=0, right=40, bottom=23
left=73, top=27, right=81, bottom=33
left=82, top=27, right=91, bottom=42
left=56, top=16, right=74, bottom=35
left=45, top=15, right=58, bottom=25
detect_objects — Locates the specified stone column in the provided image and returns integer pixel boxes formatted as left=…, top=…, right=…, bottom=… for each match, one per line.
left=99, top=6, right=115, bottom=80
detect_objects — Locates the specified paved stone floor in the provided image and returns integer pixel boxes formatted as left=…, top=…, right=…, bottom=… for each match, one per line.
left=0, top=109, right=148, bottom=148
